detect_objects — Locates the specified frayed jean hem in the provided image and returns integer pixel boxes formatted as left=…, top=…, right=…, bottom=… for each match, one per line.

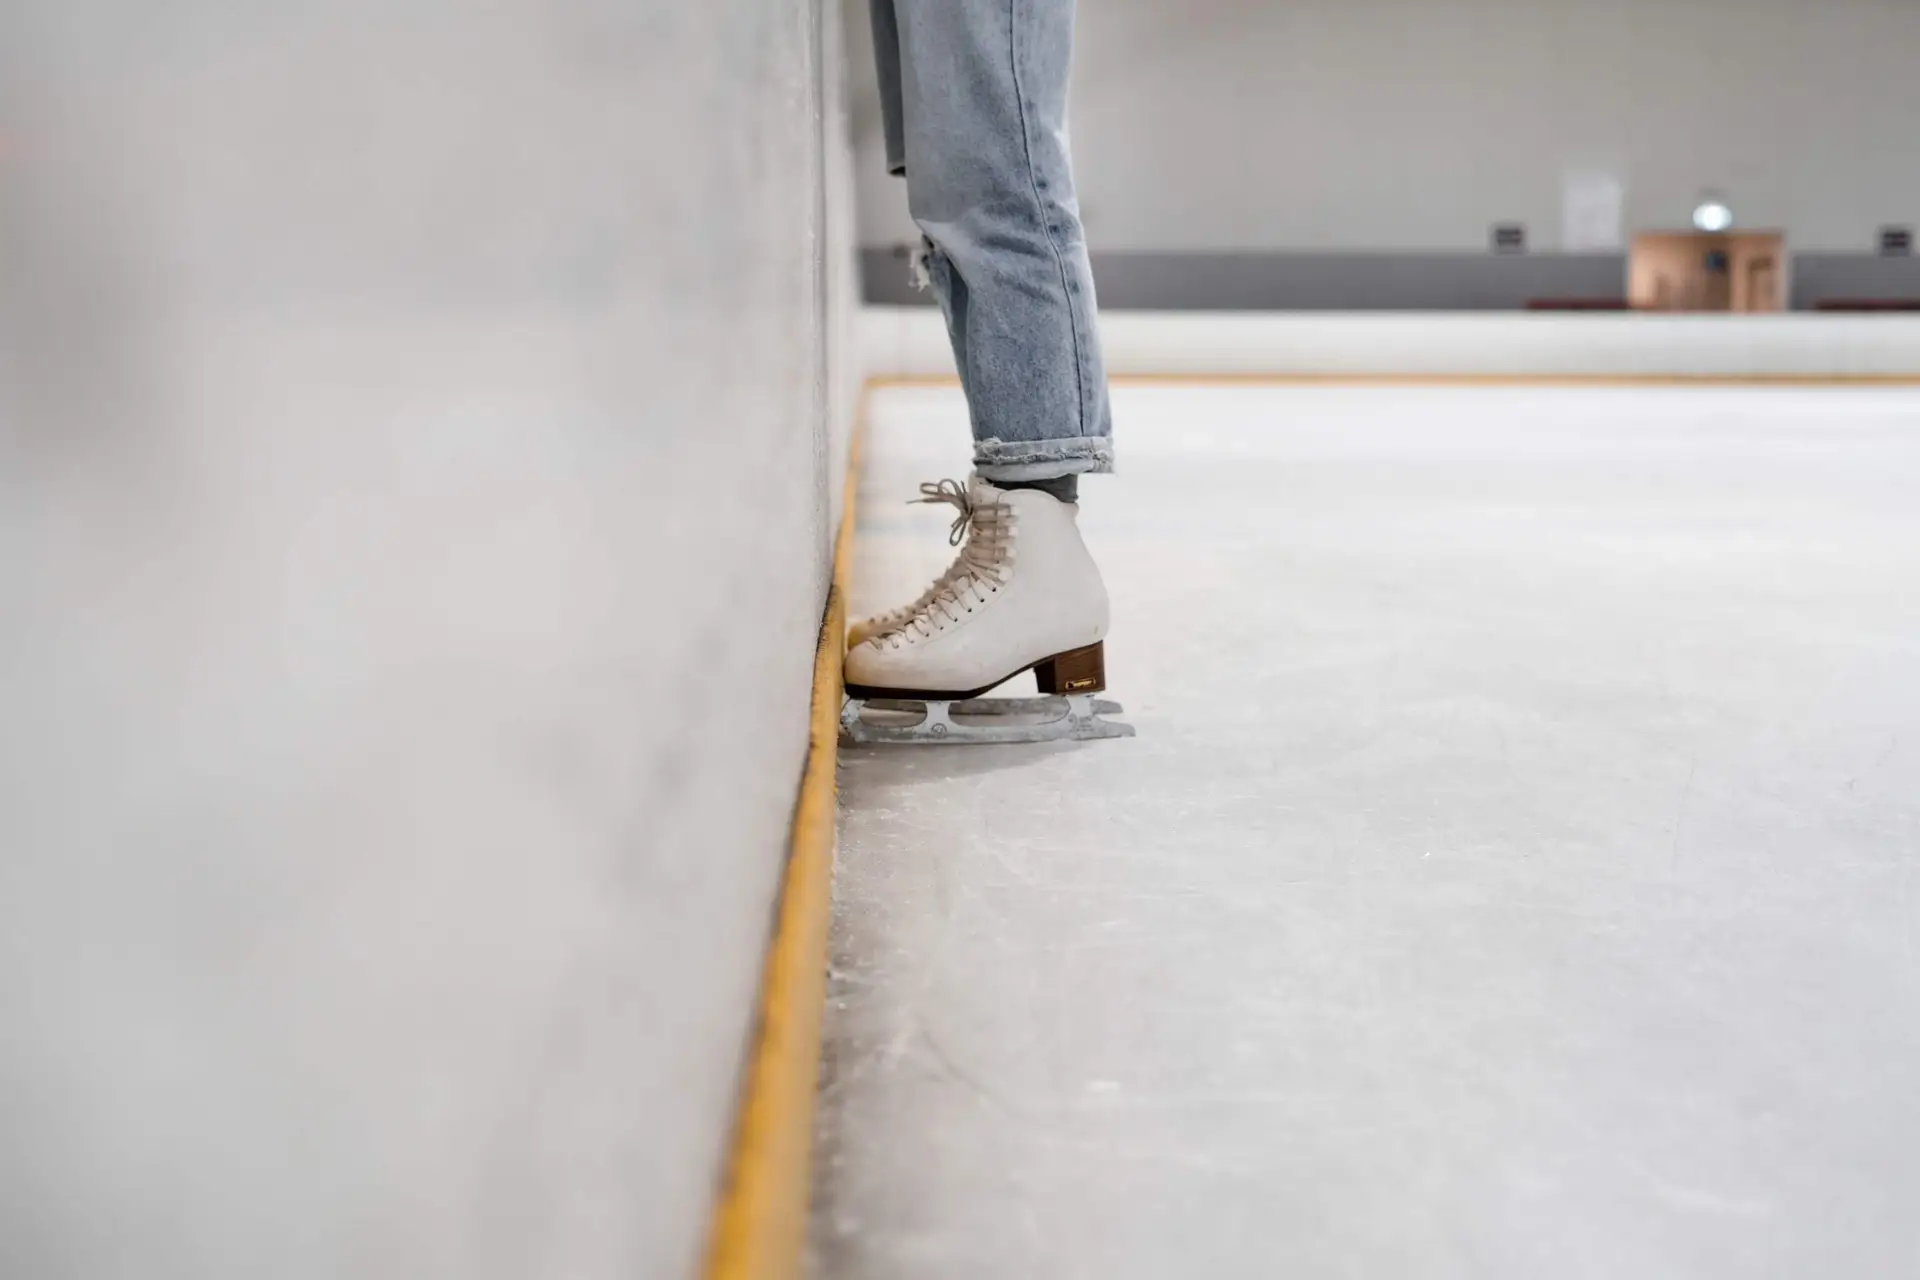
left=974, top=435, right=1114, bottom=483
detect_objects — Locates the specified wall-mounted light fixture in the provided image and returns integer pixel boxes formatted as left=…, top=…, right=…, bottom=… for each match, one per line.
left=1692, top=191, right=1734, bottom=233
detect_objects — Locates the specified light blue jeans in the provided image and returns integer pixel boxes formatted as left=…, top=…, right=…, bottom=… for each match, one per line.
left=870, top=0, right=1113, bottom=482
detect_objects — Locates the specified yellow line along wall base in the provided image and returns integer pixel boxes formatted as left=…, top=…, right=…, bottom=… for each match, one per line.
left=705, top=423, right=860, bottom=1280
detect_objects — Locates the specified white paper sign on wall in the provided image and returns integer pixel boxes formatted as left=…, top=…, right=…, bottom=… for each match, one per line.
left=1562, top=171, right=1625, bottom=252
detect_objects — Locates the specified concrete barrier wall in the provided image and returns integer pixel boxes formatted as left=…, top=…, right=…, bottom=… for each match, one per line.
left=0, top=5, right=852, bottom=1278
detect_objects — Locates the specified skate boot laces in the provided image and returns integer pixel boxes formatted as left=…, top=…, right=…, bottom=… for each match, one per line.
left=858, top=481, right=975, bottom=643
left=882, top=479, right=1015, bottom=647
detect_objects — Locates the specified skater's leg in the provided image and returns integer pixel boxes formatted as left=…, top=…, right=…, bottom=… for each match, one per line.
left=851, top=0, right=1118, bottom=689
left=889, top=0, right=1112, bottom=487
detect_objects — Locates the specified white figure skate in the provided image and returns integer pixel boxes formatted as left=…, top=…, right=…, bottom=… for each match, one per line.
left=841, top=477, right=1135, bottom=745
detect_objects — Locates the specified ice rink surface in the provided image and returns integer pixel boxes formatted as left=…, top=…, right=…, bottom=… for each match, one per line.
left=812, top=383, right=1920, bottom=1279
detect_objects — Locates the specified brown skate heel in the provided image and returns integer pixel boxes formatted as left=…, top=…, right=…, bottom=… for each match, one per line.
left=1032, top=642, right=1107, bottom=696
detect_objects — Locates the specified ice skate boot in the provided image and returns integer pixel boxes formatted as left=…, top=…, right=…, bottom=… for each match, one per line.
left=840, top=476, right=1135, bottom=745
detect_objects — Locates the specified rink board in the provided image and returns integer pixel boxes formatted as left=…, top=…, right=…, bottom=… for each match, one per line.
left=863, top=308, right=1920, bottom=383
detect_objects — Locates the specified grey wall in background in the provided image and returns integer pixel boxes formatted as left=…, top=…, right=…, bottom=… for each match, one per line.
left=1792, top=255, right=1920, bottom=310
left=865, top=249, right=1920, bottom=311
left=0, top=5, right=852, bottom=1279
left=863, top=249, right=1630, bottom=310
left=848, top=0, right=1920, bottom=270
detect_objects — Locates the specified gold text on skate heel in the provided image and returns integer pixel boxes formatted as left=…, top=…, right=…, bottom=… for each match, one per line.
left=1033, top=642, right=1107, bottom=697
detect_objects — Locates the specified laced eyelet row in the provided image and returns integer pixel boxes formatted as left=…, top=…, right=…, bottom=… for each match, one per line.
left=875, top=478, right=1017, bottom=649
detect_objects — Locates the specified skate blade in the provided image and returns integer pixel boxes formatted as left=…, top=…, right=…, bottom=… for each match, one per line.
left=839, top=693, right=1136, bottom=746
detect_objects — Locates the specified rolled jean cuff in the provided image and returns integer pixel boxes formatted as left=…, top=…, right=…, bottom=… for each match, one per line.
left=974, top=435, right=1115, bottom=483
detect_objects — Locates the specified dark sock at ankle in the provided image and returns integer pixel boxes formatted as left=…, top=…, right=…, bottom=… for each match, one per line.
left=995, top=474, right=1079, bottom=503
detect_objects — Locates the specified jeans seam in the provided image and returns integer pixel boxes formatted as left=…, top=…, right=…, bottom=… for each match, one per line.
left=1005, top=0, right=1089, bottom=437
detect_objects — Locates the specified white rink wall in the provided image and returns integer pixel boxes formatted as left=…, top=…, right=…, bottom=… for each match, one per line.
left=863, top=308, right=1920, bottom=380
left=0, top=6, right=854, bottom=1280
